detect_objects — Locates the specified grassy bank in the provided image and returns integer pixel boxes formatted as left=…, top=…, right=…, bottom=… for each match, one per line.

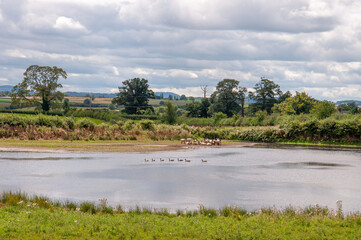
left=0, top=191, right=360, bottom=239
left=1, top=113, right=361, bottom=146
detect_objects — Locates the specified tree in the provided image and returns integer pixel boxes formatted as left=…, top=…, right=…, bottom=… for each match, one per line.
left=168, top=95, right=173, bottom=100
left=83, top=98, right=91, bottom=106
left=199, top=98, right=211, bottom=118
left=249, top=77, right=281, bottom=114
left=163, top=101, right=177, bottom=124
left=239, top=87, right=247, bottom=117
left=272, top=92, right=316, bottom=115
left=311, top=100, right=336, bottom=119
left=63, top=98, right=70, bottom=113
left=200, top=85, right=208, bottom=98
left=112, top=78, right=154, bottom=114
left=211, top=79, right=246, bottom=117
left=180, top=94, right=187, bottom=100
left=11, top=65, right=67, bottom=112
left=186, top=101, right=201, bottom=117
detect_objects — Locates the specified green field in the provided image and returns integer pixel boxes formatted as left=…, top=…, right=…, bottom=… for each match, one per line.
left=0, top=191, right=360, bottom=239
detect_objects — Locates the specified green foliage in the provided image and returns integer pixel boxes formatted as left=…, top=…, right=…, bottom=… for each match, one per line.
left=249, top=77, right=282, bottom=114
left=350, top=106, right=361, bottom=114
left=273, top=92, right=317, bottom=115
left=112, top=78, right=154, bottom=114
left=211, top=79, right=247, bottom=117
left=212, top=112, right=227, bottom=125
left=83, top=98, right=92, bottom=106
left=63, top=98, right=70, bottom=113
left=311, top=100, right=337, bottom=119
left=11, top=65, right=67, bottom=112
left=185, top=101, right=201, bottom=117
left=138, top=119, right=154, bottom=130
left=185, top=98, right=211, bottom=118
left=75, top=118, right=96, bottom=130
left=162, top=101, right=177, bottom=124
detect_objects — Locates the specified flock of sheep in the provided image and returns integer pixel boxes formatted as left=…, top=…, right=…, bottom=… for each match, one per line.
left=180, top=138, right=221, bottom=145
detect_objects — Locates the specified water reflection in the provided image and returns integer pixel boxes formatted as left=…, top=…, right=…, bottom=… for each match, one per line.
left=0, top=145, right=360, bottom=212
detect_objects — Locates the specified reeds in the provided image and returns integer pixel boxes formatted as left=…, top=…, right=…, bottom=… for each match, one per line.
left=2, top=191, right=357, bottom=220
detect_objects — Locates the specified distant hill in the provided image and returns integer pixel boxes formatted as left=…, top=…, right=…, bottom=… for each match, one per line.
left=64, top=92, right=117, bottom=98
left=0, top=85, right=13, bottom=91
left=154, top=92, right=180, bottom=98
left=336, top=100, right=361, bottom=106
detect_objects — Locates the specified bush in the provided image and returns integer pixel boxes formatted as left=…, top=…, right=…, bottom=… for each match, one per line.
left=76, top=118, right=96, bottom=130
left=212, top=112, right=227, bottom=125
left=311, top=101, right=336, bottom=119
left=138, top=119, right=154, bottom=130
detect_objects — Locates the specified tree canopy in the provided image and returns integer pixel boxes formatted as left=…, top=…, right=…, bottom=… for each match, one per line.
left=112, top=78, right=154, bottom=114
left=249, top=78, right=282, bottom=114
left=11, top=65, right=67, bottom=112
left=272, top=92, right=316, bottom=115
left=211, top=79, right=247, bottom=117
left=311, top=100, right=336, bottom=119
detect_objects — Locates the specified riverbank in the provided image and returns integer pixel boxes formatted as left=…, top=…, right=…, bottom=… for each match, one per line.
left=0, top=139, right=256, bottom=153
left=1, top=139, right=361, bottom=153
left=0, top=191, right=360, bottom=239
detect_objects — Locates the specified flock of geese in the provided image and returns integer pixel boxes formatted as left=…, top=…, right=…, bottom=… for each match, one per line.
left=144, top=158, right=207, bottom=163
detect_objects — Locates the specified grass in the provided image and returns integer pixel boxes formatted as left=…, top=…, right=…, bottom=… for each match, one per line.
left=0, top=191, right=360, bottom=239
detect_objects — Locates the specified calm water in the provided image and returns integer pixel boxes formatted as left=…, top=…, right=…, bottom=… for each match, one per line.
left=1, top=145, right=360, bottom=212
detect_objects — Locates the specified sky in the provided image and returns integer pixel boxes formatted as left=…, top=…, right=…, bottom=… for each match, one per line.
left=1, top=0, right=361, bottom=100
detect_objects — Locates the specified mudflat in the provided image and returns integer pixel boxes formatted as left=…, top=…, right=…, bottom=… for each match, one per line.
left=0, top=140, right=255, bottom=153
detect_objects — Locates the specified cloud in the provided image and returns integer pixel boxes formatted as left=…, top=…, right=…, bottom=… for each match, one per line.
left=112, top=66, right=119, bottom=76
left=0, top=78, right=8, bottom=82
left=0, top=0, right=361, bottom=100
left=53, top=16, right=87, bottom=31
left=117, top=0, right=338, bottom=33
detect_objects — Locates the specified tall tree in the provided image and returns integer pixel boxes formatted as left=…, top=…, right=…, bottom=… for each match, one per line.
left=11, top=65, right=67, bottom=112
left=249, top=77, right=281, bottom=114
left=239, top=87, right=248, bottom=117
left=211, top=79, right=247, bottom=117
left=112, top=78, right=154, bottom=114
left=163, top=101, right=177, bottom=124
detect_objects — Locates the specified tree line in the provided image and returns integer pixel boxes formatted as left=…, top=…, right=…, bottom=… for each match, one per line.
left=10, top=65, right=345, bottom=121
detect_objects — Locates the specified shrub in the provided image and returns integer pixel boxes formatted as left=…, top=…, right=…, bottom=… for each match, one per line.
left=76, top=118, right=96, bottom=130
left=311, top=101, right=337, bottom=119
left=138, top=119, right=155, bottom=130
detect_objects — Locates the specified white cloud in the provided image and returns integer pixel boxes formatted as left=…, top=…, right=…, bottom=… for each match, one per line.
left=0, top=78, right=8, bottom=82
left=112, top=66, right=119, bottom=76
left=4, top=49, right=27, bottom=58
left=53, top=16, right=87, bottom=31
left=0, top=0, right=361, bottom=100
left=302, top=85, right=361, bottom=100
left=150, top=87, right=214, bottom=97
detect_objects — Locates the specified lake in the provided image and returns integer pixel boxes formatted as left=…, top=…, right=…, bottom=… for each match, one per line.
left=1, top=144, right=360, bottom=212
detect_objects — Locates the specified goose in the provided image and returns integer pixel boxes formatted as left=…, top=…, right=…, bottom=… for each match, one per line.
left=169, top=158, right=174, bottom=162
left=185, top=159, right=191, bottom=163
left=177, top=158, right=183, bottom=162
left=151, top=158, right=156, bottom=162
left=201, top=159, right=207, bottom=163
left=144, top=159, right=149, bottom=162
left=160, top=158, right=165, bottom=162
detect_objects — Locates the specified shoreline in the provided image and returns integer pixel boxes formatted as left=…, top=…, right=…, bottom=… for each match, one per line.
left=0, top=139, right=361, bottom=153
left=0, top=140, right=257, bottom=153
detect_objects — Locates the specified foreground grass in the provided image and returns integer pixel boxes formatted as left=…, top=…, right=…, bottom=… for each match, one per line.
left=0, top=192, right=361, bottom=239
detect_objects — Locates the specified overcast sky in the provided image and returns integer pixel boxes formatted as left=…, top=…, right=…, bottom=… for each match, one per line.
left=1, top=0, right=361, bottom=100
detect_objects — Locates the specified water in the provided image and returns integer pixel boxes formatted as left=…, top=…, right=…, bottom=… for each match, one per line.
left=1, top=145, right=360, bottom=212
